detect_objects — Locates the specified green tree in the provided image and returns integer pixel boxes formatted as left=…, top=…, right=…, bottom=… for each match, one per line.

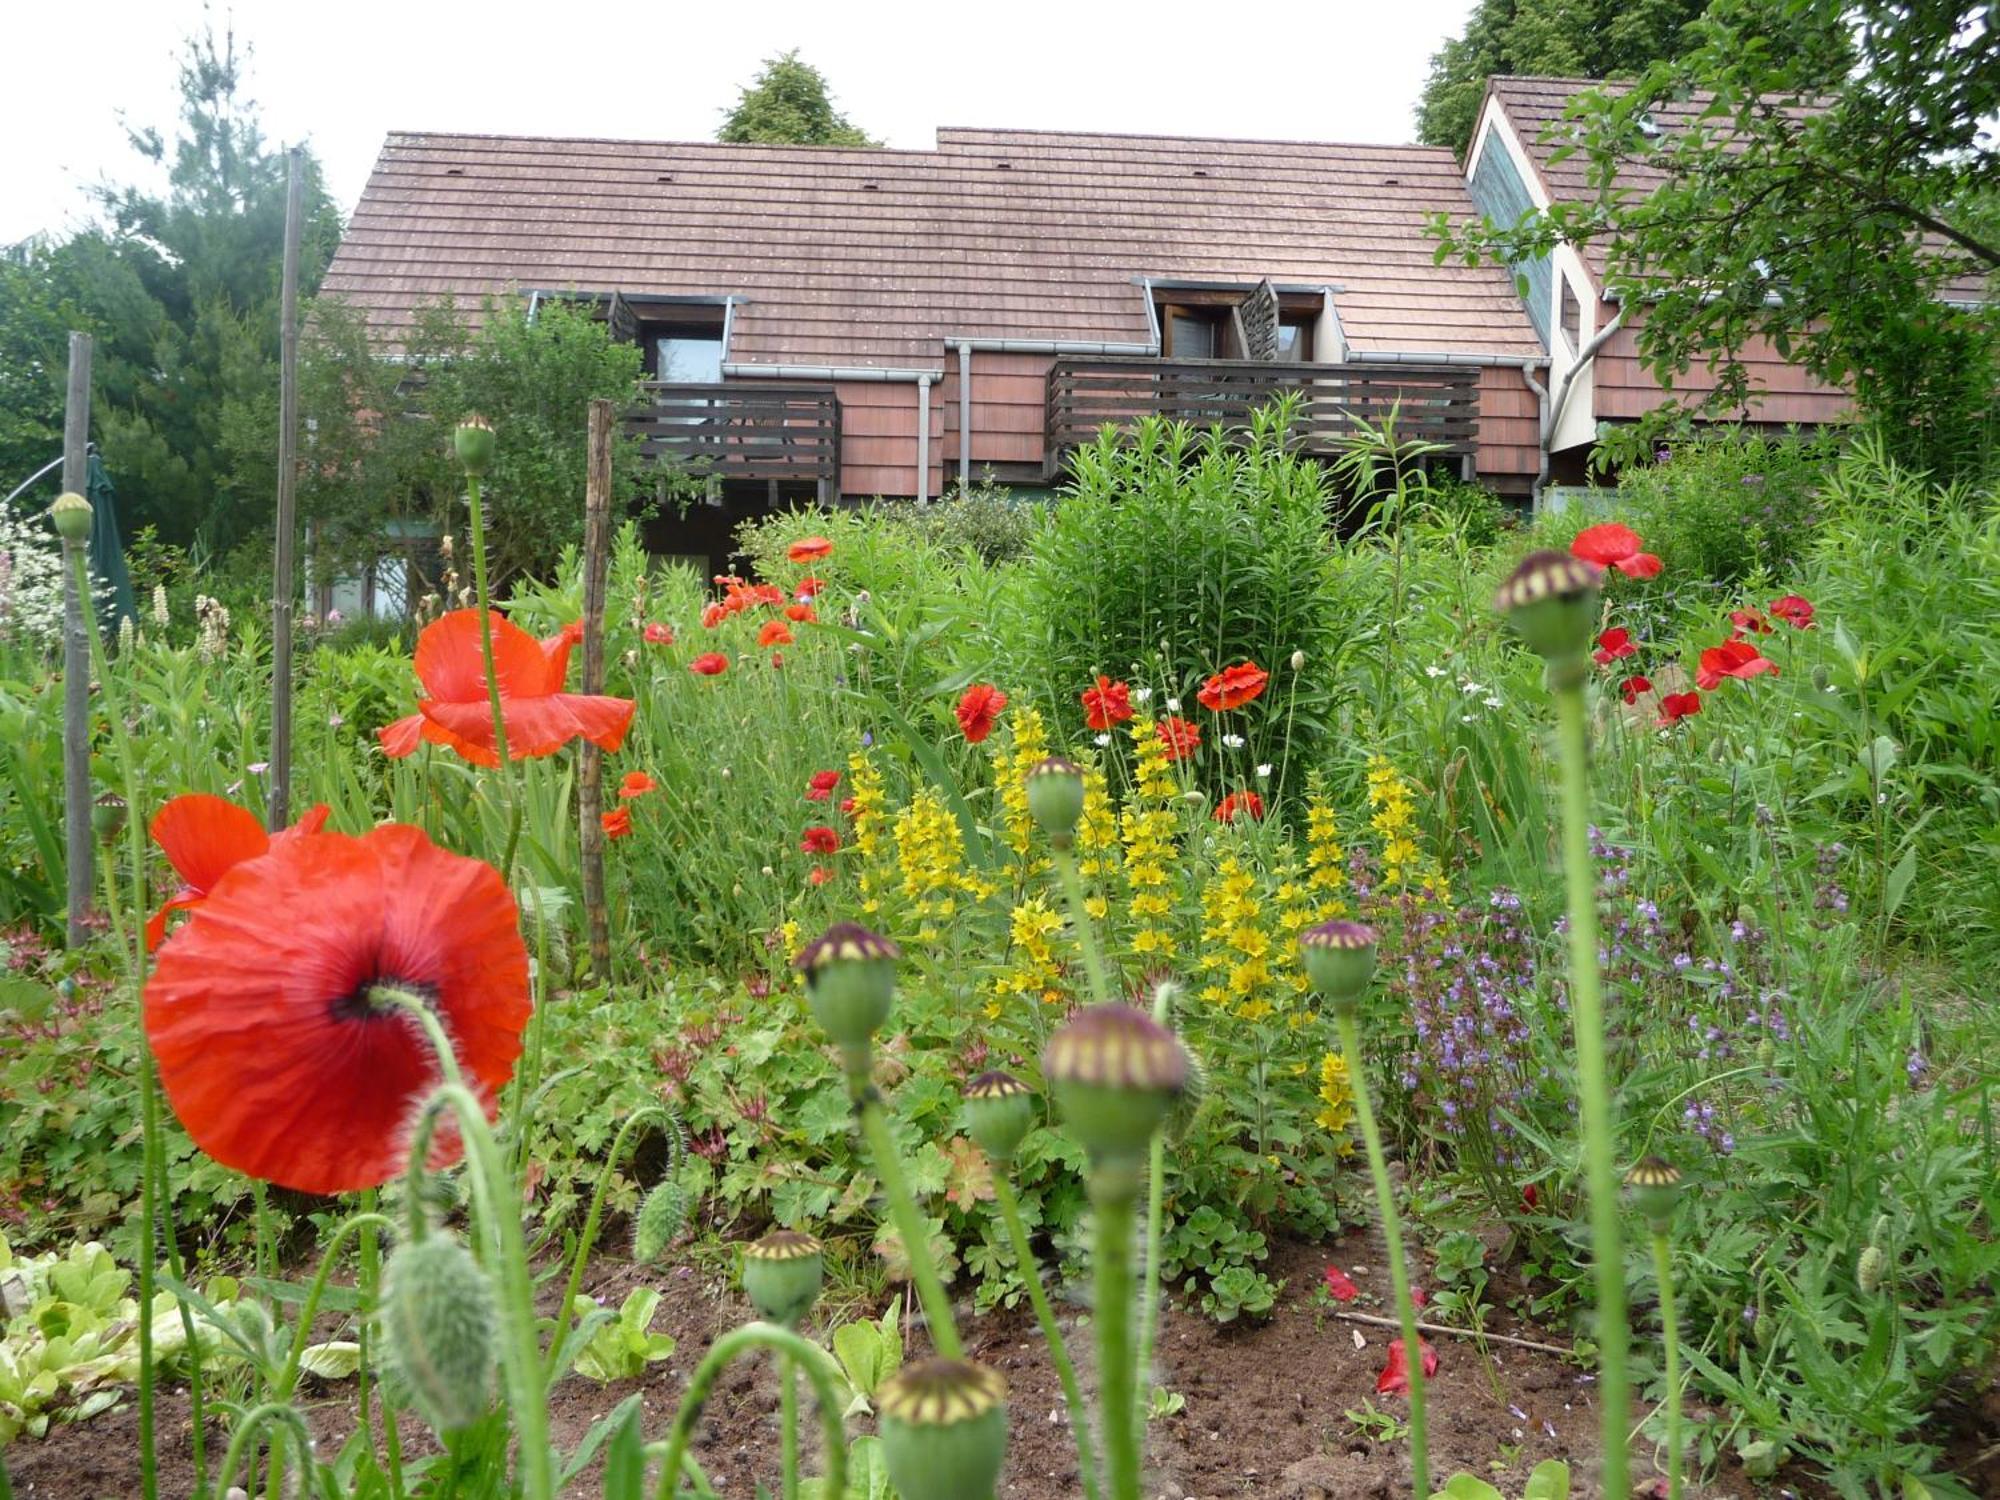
left=717, top=51, right=879, bottom=147
left=1417, top=0, right=1712, bottom=153
left=1430, top=0, right=2000, bottom=480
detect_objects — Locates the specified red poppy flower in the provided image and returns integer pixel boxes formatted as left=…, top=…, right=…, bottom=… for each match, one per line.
left=601, top=806, right=633, bottom=839
left=618, top=771, right=658, bottom=799
left=1080, top=676, right=1135, bottom=732
left=1375, top=1337, right=1440, bottom=1396
left=1619, top=675, right=1654, bottom=706
left=1571, top=523, right=1663, bottom=579
left=1770, top=593, right=1815, bottom=629
left=689, top=653, right=729, bottom=676
left=1157, top=715, right=1201, bottom=762
left=788, top=536, right=834, bottom=564
left=1522, top=1183, right=1540, bottom=1210
left=1214, top=790, right=1266, bottom=823
left=1197, top=662, right=1270, bottom=712
left=746, top=583, right=785, bottom=609
left=838, top=796, right=857, bottom=816
left=1729, top=608, right=1773, bottom=637
left=643, top=622, right=675, bottom=646
left=758, top=620, right=794, bottom=649
left=701, top=602, right=728, bottom=630
left=146, top=794, right=332, bottom=950
left=956, top=684, right=1008, bottom=744
left=801, top=825, right=840, bottom=855
left=1323, top=1266, right=1359, bottom=1302
left=770, top=652, right=784, bottom=669
left=143, top=824, right=531, bottom=1195
left=1592, top=627, right=1637, bottom=664
left=805, top=770, right=842, bottom=802
left=808, top=866, right=833, bottom=886
left=1696, top=638, right=1780, bottom=692
left=785, top=603, right=818, bottom=624
left=380, top=611, right=635, bottom=767
left=1657, top=690, right=1702, bottom=727
left=797, top=575, right=825, bottom=600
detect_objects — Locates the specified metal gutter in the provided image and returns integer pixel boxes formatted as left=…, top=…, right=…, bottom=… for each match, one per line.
left=1545, top=305, right=1627, bottom=455
left=958, top=343, right=972, bottom=490
left=941, top=337, right=1158, bottom=355
left=916, top=375, right=932, bottom=501
left=721, top=362, right=944, bottom=381
left=1344, top=348, right=1550, bottom=369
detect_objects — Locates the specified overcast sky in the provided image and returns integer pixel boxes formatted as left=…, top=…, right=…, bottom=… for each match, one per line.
left=4, top=0, right=1476, bottom=245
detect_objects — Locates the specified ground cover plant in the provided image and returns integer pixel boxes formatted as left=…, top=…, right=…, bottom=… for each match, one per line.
left=0, top=410, right=1995, bottom=1500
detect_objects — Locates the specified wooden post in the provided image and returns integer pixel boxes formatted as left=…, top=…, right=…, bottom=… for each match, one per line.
left=268, top=148, right=304, bottom=829
left=61, top=332, right=93, bottom=947
left=577, top=399, right=615, bottom=977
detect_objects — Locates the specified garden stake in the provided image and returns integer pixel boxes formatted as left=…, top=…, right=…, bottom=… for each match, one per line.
left=651, top=1323, right=848, bottom=1500
left=1628, top=1157, right=1688, bottom=1500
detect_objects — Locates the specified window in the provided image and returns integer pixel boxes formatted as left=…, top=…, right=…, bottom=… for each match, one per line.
left=1161, top=306, right=1224, bottom=359
left=1276, top=316, right=1315, bottom=362
left=1560, top=278, right=1583, bottom=353
left=652, top=330, right=723, bottom=383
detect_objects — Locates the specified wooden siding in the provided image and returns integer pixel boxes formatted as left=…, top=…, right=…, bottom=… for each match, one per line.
left=944, top=352, right=1051, bottom=473
left=1594, top=309, right=1849, bottom=426
left=627, top=382, right=839, bottom=488
left=1475, top=366, right=1542, bottom=486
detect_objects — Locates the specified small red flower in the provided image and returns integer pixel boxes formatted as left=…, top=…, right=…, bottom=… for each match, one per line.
left=805, top=770, right=842, bottom=802
left=1619, top=675, right=1653, bottom=706
left=601, top=806, right=633, bottom=838
left=1376, top=1337, right=1440, bottom=1396
left=808, top=865, right=833, bottom=886
left=701, top=602, right=728, bottom=630
left=643, top=622, right=675, bottom=645
left=1410, top=1285, right=1428, bottom=1309
left=1522, top=1183, right=1540, bottom=1210
left=1657, top=690, right=1703, bottom=727
left=1729, top=608, right=1773, bottom=638
left=146, top=794, right=331, bottom=950
left=689, top=653, right=729, bottom=676
left=1770, top=593, right=1815, bottom=629
left=785, top=603, right=818, bottom=624
left=1197, top=661, right=1270, bottom=712
left=758, top=620, right=794, bottom=649
left=838, top=796, right=857, bottom=816
left=1593, top=627, right=1637, bottom=664
left=1696, top=638, right=1780, bottom=691
left=1157, top=715, right=1201, bottom=762
left=1081, top=676, right=1135, bottom=732
left=1214, top=790, right=1266, bottom=823
left=788, top=536, right=834, bottom=564
left=801, top=825, right=840, bottom=855
left=1323, top=1266, right=1359, bottom=1302
left=1571, top=523, right=1663, bottom=580
left=956, top=683, right=1008, bottom=744
left=618, top=771, right=658, bottom=799
left=797, top=575, right=825, bottom=600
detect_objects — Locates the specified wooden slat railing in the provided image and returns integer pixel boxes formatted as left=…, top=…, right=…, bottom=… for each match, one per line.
left=628, top=382, right=840, bottom=486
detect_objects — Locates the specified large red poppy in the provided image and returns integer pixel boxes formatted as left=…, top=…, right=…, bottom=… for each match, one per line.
left=689, top=652, right=729, bottom=676
left=1695, top=639, right=1780, bottom=691
left=618, top=771, right=658, bottom=799
left=601, top=807, right=633, bottom=839
left=1729, top=608, right=1773, bottom=638
left=801, top=825, right=840, bottom=855
left=1571, top=523, right=1663, bottom=580
left=1156, top=716, right=1201, bottom=762
left=1592, top=627, right=1637, bottom=664
left=1214, top=790, right=1265, bottom=823
left=1619, top=674, right=1654, bottom=706
left=805, top=770, right=842, bottom=802
left=143, top=824, right=531, bottom=1195
left=1197, top=662, right=1270, bottom=712
left=378, top=611, right=633, bottom=767
left=643, top=622, right=675, bottom=646
left=1769, top=593, right=1815, bottom=629
left=956, top=684, right=1008, bottom=744
left=1657, top=691, right=1702, bottom=727
left=788, top=536, right=834, bottom=564
left=1081, top=676, right=1135, bottom=733
left=758, top=620, right=794, bottom=648
left=146, top=794, right=331, bottom=950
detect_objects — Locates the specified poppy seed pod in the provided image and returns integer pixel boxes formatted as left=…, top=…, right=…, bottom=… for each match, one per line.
left=1300, top=920, right=1379, bottom=1017
left=963, top=1071, right=1037, bottom=1164
left=1024, top=756, right=1085, bottom=845
left=1494, top=550, right=1601, bottom=668
left=741, top=1229, right=823, bottom=1326
left=453, top=415, right=497, bottom=476
left=1042, top=1004, right=1187, bottom=1168
left=49, top=491, right=93, bottom=543
left=1624, top=1155, right=1685, bottom=1233
left=877, top=1357, right=1008, bottom=1500
left=794, top=922, right=900, bottom=1072
left=379, top=1234, right=497, bottom=1432
left=1856, top=1243, right=1888, bottom=1296
left=92, top=792, right=128, bottom=842
left=632, top=1179, right=691, bottom=1263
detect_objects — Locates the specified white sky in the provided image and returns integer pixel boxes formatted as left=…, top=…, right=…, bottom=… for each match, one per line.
left=2, top=0, right=1476, bottom=246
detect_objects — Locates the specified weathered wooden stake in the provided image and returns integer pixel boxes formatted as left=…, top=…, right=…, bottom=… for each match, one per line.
left=577, top=399, right=615, bottom=976
left=61, top=332, right=93, bottom=947
left=268, top=147, right=304, bottom=829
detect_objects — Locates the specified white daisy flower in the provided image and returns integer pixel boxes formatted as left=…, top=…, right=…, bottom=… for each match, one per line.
left=1133, top=686, right=1154, bottom=703
left=1483, top=696, right=1503, bottom=709
left=1256, top=763, right=1273, bottom=779
left=1094, top=733, right=1112, bottom=747
left=1165, top=697, right=1182, bottom=713
left=1222, top=733, right=1246, bottom=749
left=1425, top=665, right=1448, bottom=679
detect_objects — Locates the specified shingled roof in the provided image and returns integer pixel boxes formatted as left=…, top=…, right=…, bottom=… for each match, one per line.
left=320, top=126, right=1546, bottom=367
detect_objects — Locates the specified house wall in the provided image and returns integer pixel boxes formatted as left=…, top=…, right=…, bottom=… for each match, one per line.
left=1475, top=366, right=1542, bottom=491
left=832, top=379, right=939, bottom=499
left=942, top=351, right=1053, bottom=481
left=1595, top=313, right=1850, bottom=426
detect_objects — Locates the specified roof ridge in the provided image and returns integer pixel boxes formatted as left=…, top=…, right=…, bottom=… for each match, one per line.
left=935, top=124, right=1449, bottom=153
left=381, top=129, right=942, bottom=158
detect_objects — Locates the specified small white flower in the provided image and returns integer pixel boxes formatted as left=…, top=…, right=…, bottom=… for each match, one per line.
left=1425, top=665, right=1448, bottom=679
left=1094, top=733, right=1111, bottom=747
left=1461, top=679, right=1485, bottom=695
left=1256, top=763, right=1273, bottom=779
left=1164, top=697, right=1181, bottom=713
left=1222, top=733, right=1245, bottom=749
left=1483, top=696, right=1503, bottom=709
left=1461, top=714, right=1475, bottom=723
left=1133, top=686, right=1154, bottom=703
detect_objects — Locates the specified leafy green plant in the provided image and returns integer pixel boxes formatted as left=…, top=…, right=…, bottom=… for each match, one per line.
left=566, top=1289, right=677, bottom=1383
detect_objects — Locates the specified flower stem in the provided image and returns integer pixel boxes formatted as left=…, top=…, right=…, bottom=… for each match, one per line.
left=1131, top=983, right=1173, bottom=1464
left=992, top=1175, right=1099, bottom=1500
left=276, top=1210, right=395, bottom=1397
left=1053, top=848, right=1114, bottom=1007
left=856, top=1092, right=964, bottom=1360
left=1337, top=1011, right=1428, bottom=1498
left=652, top=1323, right=847, bottom=1500
left=463, top=471, right=524, bottom=878
left=1651, top=1230, right=1684, bottom=1500
left=1553, top=675, right=1629, bottom=1499
left=780, top=1354, right=801, bottom=1500
left=1091, top=1171, right=1141, bottom=1500
left=546, top=1106, right=665, bottom=1380
left=211, top=1403, right=317, bottom=1498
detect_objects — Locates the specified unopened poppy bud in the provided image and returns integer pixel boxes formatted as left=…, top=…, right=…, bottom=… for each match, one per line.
left=632, top=1179, right=691, bottom=1262
left=1290, top=649, right=1306, bottom=672
left=1856, top=1243, right=1887, bottom=1296
left=49, top=491, right=93, bottom=543
left=741, top=1229, right=823, bottom=1326
left=1494, top=550, right=1601, bottom=671
left=379, top=1234, right=496, bottom=1432
left=453, top=415, right=496, bottom=475
left=877, top=1358, right=1008, bottom=1500
left=1300, top=920, right=1378, bottom=1017
left=93, top=792, right=128, bottom=842
left=1024, top=756, right=1084, bottom=846
left=795, top=922, right=900, bottom=1079
left=1624, top=1155, right=1685, bottom=1233
left=1812, top=664, right=1831, bottom=692
left=1043, top=1004, right=1186, bottom=1173
left=963, top=1071, right=1036, bottom=1164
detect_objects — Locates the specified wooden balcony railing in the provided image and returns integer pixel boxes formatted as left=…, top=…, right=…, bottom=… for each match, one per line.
left=1046, top=357, right=1480, bottom=472
left=628, top=382, right=840, bottom=492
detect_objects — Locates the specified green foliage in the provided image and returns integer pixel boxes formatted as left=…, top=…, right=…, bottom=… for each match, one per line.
left=565, top=1289, right=676, bottom=1382
left=897, top=479, right=1046, bottom=564
left=717, top=51, right=879, bottom=147
left=1603, top=428, right=1842, bottom=582
left=828, top=1295, right=904, bottom=1416
left=1427, top=1460, right=1570, bottom=1499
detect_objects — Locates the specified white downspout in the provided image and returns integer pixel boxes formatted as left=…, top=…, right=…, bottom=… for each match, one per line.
left=916, top=374, right=932, bottom=502
left=958, top=342, right=972, bottom=492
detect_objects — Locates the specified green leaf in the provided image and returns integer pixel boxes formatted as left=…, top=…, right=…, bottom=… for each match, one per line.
left=1523, top=1460, right=1570, bottom=1499
left=1884, top=846, right=1917, bottom=921
left=297, top=1341, right=361, bottom=1380
left=1429, top=1475, right=1505, bottom=1500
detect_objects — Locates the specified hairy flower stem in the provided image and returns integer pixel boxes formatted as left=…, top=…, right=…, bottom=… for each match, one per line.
left=1092, top=1171, right=1142, bottom=1500
left=1053, top=848, right=1114, bottom=1007
left=855, top=1091, right=964, bottom=1360
left=355, top=1188, right=405, bottom=1498
left=463, top=471, right=524, bottom=877
left=211, top=1403, right=317, bottom=1498
left=1131, top=984, right=1173, bottom=1459
left=1552, top=674, right=1630, bottom=1497
left=992, top=1175, right=1100, bottom=1500
left=545, top=1106, right=666, bottom=1379
left=1337, top=1011, right=1429, bottom=1497
left=780, top=1355, right=801, bottom=1500
left=653, top=1323, right=847, bottom=1500
left=1651, top=1230, right=1684, bottom=1500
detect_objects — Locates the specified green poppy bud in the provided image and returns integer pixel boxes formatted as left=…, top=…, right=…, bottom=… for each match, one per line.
left=1299, top=920, right=1379, bottom=1017
left=92, top=792, right=128, bottom=843
left=877, top=1357, right=1008, bottom=1500
left=1024, top=757, right=1085, bottom=846
left=963, top=1071, right=1036, bottom=1165
left=453, top=415, right=496, bottom=476
left=795, top=922, right=901, bottom=1079
left=1494, top=550, right=1601, bottom=672
left=1624, top=1155, right=1685, bottom=1233
left=49, top=491, right=93, bottom=543
left=632, top=1179, right=692, bottom=1263
left=1042, top=1004, right=1186, bottom=1171
left=1856, top=1243, right=1887, bottom=1296
left=379, top=1234, right=497, bottom=1432
left=741, top=1229, right=823, bottom=1327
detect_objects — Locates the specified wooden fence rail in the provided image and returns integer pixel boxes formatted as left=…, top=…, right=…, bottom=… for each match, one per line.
left=628, top=382, right=840, bottom=489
